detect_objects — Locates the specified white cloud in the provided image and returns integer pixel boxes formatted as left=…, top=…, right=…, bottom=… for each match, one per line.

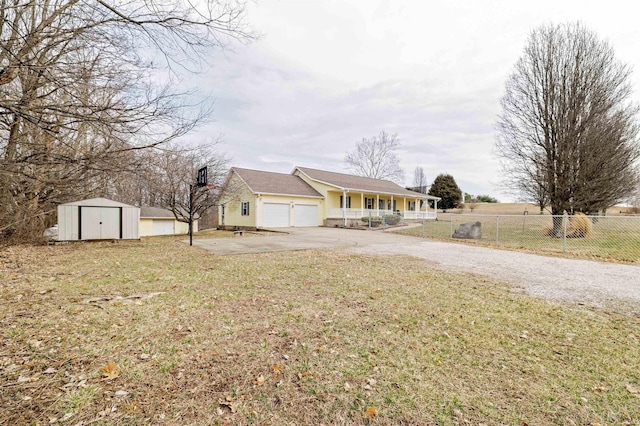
left=182, top=0, right=640, bottom=202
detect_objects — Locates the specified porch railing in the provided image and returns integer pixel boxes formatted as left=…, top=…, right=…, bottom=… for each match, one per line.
left=327, top=208, right=437, bottom=220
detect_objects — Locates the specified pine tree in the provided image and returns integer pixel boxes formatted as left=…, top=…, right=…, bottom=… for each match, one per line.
left=428, top=174, right=462, bottom=210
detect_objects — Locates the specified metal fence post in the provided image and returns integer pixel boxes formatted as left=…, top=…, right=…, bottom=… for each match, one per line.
left=450, top=215, right=453, bottom=238
left=496, top=215, right=499, bottom=244
left=563, top=214, right=567, bottom=252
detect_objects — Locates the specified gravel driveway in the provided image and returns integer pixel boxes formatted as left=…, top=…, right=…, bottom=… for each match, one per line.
left=350, top=238, right=640, bottom=312
left=195, top=227, right=640, bottom=312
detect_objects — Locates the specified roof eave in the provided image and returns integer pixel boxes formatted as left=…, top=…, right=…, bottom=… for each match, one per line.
left=256, top=192, right=324, bottom=199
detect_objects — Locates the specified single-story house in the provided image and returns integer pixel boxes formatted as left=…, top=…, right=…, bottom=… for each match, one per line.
left=139, top=207, right=197, bottom=236
left=219, top=166, right=440, bottom=229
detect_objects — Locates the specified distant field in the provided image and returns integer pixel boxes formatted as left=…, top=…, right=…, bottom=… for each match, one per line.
left=452, top=203, right=638, bottom=216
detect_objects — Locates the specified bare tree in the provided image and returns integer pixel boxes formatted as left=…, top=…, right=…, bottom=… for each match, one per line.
left=496, top=23, right=640, bottom=235
left=344, top=131, right=405, bottom=184
left=413, top=166, right=427, bottom=193
left=152, top=142, right=229, bottom=225
left=0, top=0, right=253, bottom=242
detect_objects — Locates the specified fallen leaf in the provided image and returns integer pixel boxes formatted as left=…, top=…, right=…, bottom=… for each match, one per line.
left=100, top=362, right=120, bottom=380
left=43, top=367, right=57, bottom=374
left=219, top=396, right=239, bottom=413
left=272, top=364, right=283, bottom=374
left=255, top=374, right=265, bottom=385
left=364, top=406, right=378, bottom=418
left=17, top=375, right=37, bottom=383
left=626, top=384, right=639, bottom=394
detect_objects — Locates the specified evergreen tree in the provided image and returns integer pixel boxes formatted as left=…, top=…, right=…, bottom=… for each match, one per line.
left=429, top=174, right=462, bottom=210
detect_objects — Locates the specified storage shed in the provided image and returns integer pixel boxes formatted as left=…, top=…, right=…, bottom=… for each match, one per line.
left=139, top=207, right=196, bottom=236
left=57, top=198, right=140, bottom=241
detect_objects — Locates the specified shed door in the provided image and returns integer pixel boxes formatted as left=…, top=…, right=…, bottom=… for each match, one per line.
left=294, top=204, right=318, bottom=227
left=262, top=203, right=290, bottom=228
left=152, top=220, right=175, bottom=235
left=81, top=207, right=120, bottom=240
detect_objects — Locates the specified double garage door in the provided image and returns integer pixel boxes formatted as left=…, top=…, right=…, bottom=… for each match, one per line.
left=263, top=203, right=318, bottom=228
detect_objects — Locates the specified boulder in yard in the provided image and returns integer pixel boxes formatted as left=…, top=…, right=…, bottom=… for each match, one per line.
left=452, top=221, right=482, bottom=239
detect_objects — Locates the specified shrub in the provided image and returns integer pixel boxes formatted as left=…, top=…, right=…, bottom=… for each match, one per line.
left=383, top=214, right=401, bottom=225
left=361, top=216, right=382, bottom=227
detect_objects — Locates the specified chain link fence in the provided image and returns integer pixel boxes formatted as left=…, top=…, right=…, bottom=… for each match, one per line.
left=405, top=214, right=640, bottom=263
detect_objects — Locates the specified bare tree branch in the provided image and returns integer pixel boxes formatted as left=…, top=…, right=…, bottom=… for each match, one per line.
left=344, top=131, right=405, bottom=184
left=496, top=22, right=640, bottom=232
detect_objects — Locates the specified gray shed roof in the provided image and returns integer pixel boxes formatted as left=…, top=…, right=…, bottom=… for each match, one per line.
left=294, top=167, right=439, bottom=199
left=59, top=197, right=137, bottom=208
left=232, top=167, right=323, bottom=198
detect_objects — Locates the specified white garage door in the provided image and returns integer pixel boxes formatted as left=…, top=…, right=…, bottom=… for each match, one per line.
left=152, top=219, right=175, bottom=235
left=294, top=204, right=318, bottom=227
left=263, top=203, right=290, bottom=227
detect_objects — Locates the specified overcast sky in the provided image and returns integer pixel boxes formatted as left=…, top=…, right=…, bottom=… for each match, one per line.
left=189, top=0, right=640, bottom=201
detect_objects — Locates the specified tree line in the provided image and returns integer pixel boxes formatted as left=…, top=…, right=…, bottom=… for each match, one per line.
left=0, top=0, right=253, bottom=242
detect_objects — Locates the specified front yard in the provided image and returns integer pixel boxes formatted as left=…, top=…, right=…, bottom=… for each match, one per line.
left=1, top=234, right=639, bottom=425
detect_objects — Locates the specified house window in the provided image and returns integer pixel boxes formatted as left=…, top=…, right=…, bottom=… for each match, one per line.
left=378, top=199, right=385, bottom=210
left=408, top=201, right=416, bottom=211
left=365, top=197, right=374, bottom=209
left=241, top=201, right=250, bottom=216
left=339, top=195, right=351, bottom=209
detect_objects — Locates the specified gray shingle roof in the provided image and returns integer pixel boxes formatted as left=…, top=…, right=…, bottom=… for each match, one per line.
left=295, top=167, right=438, bottom=199
left=140, top=207, right=177, bottom=218
left=232, top=168, right=323, bottom=198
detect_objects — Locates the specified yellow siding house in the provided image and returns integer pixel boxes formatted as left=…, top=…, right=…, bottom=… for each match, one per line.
left=219, top=166, right=440, bottom=229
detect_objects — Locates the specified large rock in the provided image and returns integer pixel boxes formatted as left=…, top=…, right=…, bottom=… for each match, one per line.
left=452, top=221, right=482, bottom=239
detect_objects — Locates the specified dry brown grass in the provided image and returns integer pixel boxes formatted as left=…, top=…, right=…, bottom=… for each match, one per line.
left=2, top=234, right=640, bottom=425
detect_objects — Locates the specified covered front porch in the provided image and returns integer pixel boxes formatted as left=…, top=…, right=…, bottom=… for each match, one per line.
left=327, top=208, right=437, bottom=220
left=326, top=190, right=439, bottom=223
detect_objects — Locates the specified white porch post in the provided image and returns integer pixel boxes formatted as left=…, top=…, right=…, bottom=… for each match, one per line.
left=403, top=197, right=406, bottom=218
left=434, top=199, right=438, bottom=218
left=343, top=190, right=347, bottom=227
left=391, top=195, right=394, bottom=213
left=376, top=194, right=379, bottom=216
left=361, top=193, right=364, bottom=218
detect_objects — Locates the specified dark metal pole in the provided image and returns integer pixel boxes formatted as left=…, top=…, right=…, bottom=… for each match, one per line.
left=189, top=184, right=193, bottom=246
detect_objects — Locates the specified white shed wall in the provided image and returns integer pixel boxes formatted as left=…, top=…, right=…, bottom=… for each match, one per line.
left=57, top=205, right=79, bottom=240
left=122, top=207, right=140, bottom=239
